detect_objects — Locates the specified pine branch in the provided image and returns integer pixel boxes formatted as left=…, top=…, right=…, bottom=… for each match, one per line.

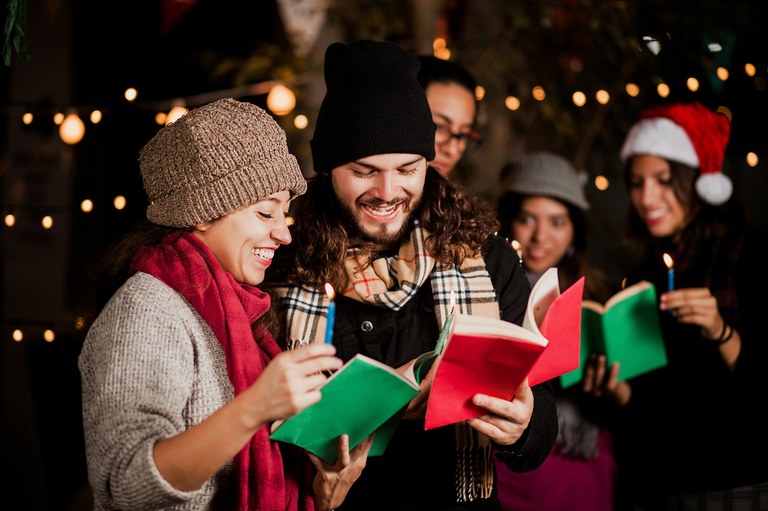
left=3, top=0, right=30, bottom=66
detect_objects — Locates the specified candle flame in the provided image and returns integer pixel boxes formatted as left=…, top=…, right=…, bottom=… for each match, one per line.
left=511, top=239, right=521, bottom=251
left=324, top=282, right=335, bottom=300
left=662, top=253, right=674, bottom=269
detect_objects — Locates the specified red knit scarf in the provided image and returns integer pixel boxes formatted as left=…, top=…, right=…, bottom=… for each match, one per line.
left=131, top=232, right=313, bottom=511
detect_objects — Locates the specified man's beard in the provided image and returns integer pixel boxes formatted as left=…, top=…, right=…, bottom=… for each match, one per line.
left=336, top=194, right=422, bottom=248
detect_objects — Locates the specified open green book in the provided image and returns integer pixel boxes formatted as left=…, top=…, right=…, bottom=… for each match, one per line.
left=269, top=354, right=420, bottom=464
left=560, top=280, right=668, bottom=388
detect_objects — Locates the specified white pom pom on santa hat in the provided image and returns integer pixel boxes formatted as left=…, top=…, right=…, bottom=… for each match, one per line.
left=619, top=102, right=733, bottom=205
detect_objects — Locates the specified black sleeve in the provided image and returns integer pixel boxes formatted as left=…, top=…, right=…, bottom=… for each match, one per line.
left=483, top=234, right=559, bottom=471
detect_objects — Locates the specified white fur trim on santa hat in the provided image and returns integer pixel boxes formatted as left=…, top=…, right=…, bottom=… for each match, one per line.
left=620, top=117, right=699, bottom=168
left=695, top=173, right=733, bottom=205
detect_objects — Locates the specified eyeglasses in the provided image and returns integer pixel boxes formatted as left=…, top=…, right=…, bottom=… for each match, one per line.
left=434, top=124, right=482, bottom=150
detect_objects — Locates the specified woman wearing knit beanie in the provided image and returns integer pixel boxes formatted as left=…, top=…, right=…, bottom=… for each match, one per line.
left=496, top=151, right=619, bottom=511
left=78, top=98, right=369, bottom=511
left=583, top=101, right=768, bottom=510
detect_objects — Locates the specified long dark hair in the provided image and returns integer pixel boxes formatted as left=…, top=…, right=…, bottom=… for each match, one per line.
left=287, top=167, right=499, bottom=289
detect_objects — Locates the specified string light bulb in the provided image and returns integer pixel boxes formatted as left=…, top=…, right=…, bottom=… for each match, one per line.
left=60, top=113, right=85, bottom=144
left=266, top=85, right=296, bottom=116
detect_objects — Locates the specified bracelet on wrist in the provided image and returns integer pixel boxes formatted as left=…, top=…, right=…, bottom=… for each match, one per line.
left=713, top=322, right=735, bottom=346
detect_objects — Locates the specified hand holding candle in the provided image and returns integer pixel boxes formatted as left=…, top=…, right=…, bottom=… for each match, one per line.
left=663, top=253, right=675, bottom=291
left=324, top=282, right=336, bottom=345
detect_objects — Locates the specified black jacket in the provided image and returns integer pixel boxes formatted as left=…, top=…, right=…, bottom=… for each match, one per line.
left=310, top=235, right=558, bottom=511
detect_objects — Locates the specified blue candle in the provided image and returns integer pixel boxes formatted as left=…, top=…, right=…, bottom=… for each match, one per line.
left=663, top=253, right=675, bottom=291
left=324, top=283, right=336, bottom=345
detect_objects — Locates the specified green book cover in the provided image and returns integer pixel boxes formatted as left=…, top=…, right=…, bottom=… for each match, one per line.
left=560, top=281, right=668, bottom=388
left=269, top=353, right=419, bottom=464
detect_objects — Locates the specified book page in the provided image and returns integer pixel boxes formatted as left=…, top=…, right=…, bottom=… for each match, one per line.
left=451, top=313, right=546, bottom=346
left=522, top=267, right=561, bottom=335
left=604, top=280, right=653, bottom=310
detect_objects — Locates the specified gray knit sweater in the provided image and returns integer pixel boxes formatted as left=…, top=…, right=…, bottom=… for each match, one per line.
left=79, top=272, right=235, bottom=510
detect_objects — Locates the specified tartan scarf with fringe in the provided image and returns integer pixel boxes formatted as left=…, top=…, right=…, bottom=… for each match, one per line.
left=277, top=223, right=500, bottom=501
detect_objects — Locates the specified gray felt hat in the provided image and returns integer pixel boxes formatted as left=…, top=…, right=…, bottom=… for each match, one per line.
left=505, top=151, right=590, bottom=210
left=139, top=98, right=307, bottom=228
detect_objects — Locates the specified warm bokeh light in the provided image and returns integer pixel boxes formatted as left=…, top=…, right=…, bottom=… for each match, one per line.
left=155, top=111, right=167, bottom=125
left=532, top=86, right=546, bottom=101
left=595, top=90, right=610, bottom=105
left=716, top=66, right=729, bottom=81
left=594, top=175, right=609, bottom=191
left=113, top=195, right=126, bottom=210
left=22, top=112, right=33, bottom=124
left=60, top=113, right=85, bottom=144
left=293, top=114, right=308, bottom=129
left=44, top=329, right=55, bottom=343
left=167, top=105, right=188, bottom=125
left=266, top=84, right=296, bottom=116
left=716, top=105, right=732, bottom=121
left=75, top=317, right=86, bottom=330
left=53, top=112, right=64, bottom=125
left=13, top=329, right=23, bottom=342
left=434, top=47, right=451, bottom=60
left=80, top=199, right=94, bottom=213
left=4, top=213, right=15, bottom=227
left=572, top=91, right=587, bottom=107
left=656, top=83, right=670, bottom=98
left=505, top=96, right=520, bottom=111
left=286, top=215, right=295, bottom=226
left=474, top=85, right=485, bottom=101
left=124, top=87, right=138, bottom=102
left=41, top=215, right=53, bottom=229
left=686, top=77, right=699, bottom=91
left=746, top=152, right=759, bottom=167
left=745, top=63, right=756, bottom=77
left=626, top=83, right=640, bottom=97
left=433, top=37, right=447, bottom=52
left=90, top=110, right=102, bottom=123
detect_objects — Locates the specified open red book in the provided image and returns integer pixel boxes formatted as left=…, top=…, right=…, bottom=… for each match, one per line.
left=424, top=268, right=584, bottom=430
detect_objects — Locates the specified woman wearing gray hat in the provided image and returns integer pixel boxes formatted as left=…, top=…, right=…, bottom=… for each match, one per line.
left=496, top=151, right=619, bottom=511
left=78, top=98, right=369, bottom=511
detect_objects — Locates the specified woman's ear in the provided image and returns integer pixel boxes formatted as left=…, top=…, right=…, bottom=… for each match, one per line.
left=194, top=222, right=210, bottom=233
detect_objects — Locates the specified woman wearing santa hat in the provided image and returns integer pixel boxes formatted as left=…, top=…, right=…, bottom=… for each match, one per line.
left=583, top=101, right=768, bottom=510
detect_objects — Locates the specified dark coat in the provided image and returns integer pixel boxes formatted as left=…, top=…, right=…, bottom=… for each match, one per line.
left=328, top=235, right=558, bottom=511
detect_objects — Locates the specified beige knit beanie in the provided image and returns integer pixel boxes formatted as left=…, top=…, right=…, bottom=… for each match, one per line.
left=139, top=98, right=307, bottom=228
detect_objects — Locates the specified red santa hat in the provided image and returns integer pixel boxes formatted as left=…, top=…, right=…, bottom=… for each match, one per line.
left=620, top=101, right=732, bottom=205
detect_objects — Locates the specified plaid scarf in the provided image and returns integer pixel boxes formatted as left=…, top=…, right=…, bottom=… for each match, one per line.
left=277, top=223, right=500, bottom=501
left=132, top=232, right=313, bottom=511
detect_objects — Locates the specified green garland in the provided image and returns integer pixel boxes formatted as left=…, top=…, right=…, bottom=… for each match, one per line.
left=3, top=0, right=30, bottom=66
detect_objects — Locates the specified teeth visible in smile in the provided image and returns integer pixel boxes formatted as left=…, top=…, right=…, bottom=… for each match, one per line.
left=645, top=209, right=666, bottom=220
left=252, top=248, right=274, bottom=259
left=362, top=203, right=398, bottom=216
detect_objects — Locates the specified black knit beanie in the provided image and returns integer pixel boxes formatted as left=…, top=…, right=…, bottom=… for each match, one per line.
left=310, top=40, right=436, bottom=173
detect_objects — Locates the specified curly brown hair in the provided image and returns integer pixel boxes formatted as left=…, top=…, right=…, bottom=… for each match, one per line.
left=287, top=167, right=500, bottom=289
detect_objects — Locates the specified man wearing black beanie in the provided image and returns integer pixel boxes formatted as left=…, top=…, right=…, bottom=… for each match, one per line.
left=269, top=40, right=557, bottom=511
